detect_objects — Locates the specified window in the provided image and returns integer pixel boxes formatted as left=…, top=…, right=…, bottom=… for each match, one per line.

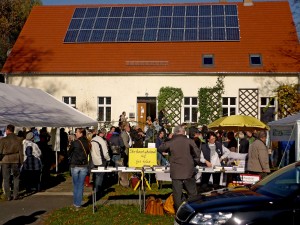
left=63, top=96, right=76, bottom=108
left=249, top=54, right=262, bottom=66
left=202, top=54, right=214, bottom=67
left=98, top=97, right=111, bottom=121
left=222, top=97, right=236, bottom=116
left=184, top=97, right=198, bottom=122
left=260, top=97, right=275, bottom=123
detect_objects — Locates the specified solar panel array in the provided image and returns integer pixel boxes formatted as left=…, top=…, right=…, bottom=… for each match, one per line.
left=64, top=5, right=240, bottom=43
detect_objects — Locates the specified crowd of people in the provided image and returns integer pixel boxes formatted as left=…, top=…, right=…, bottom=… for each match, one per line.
left=0, top=125, right=72, bottom=201
left=0, top=112, right=271, bottom=212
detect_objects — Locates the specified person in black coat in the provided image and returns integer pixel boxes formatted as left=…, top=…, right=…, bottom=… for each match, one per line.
left=238, top=131, right=249, bottom=154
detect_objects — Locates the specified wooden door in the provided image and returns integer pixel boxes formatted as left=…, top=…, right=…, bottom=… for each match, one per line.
left=137, top=103, right=146, bottom=130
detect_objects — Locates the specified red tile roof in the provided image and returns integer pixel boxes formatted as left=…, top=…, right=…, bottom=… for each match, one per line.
left=2, top=2, right=300, bottom=74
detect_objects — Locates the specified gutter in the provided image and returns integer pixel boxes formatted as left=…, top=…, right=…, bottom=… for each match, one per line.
left=3, top=71, right=300, bottom=77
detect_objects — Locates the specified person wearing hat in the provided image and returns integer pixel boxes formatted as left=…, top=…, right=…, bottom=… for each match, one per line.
left=21, top=131, right=42, bottom=192
left=23, top=132, right=42, bottom=162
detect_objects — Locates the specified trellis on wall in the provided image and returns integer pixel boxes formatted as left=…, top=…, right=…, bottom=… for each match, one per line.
left=239, top=88, right=259, bottom=118
left=158, top=87, right=183, bottom=126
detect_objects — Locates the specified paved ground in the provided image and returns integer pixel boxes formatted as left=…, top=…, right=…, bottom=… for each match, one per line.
left=0, top=175, right=140, bottom=225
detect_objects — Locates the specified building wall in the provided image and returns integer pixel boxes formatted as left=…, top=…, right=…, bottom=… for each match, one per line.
left=7, top=74, right=298, bottom=125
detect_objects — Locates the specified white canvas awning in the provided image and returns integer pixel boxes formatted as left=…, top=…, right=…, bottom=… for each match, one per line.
left=0, top=83, right=98, bottom=127
left=268, top=112, right=300, bottom=162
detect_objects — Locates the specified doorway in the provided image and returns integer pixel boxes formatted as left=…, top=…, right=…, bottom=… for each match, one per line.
left=137, top=97, right=156, bottom=130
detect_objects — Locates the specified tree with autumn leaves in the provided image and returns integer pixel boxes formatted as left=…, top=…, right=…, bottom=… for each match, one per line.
left=0, top=0, right=42, bottom=70
left=276, top=84, right=300, bottom=119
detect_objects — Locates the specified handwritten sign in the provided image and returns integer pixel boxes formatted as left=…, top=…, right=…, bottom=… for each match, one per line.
left=128, top=148, right=157, bottom=168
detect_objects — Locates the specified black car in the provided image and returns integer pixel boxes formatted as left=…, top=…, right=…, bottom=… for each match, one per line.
left=175, top=162, right=300, bottom=225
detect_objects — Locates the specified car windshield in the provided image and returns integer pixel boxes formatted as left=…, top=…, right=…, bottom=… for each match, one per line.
left=251, top=162, right=300, bottom=198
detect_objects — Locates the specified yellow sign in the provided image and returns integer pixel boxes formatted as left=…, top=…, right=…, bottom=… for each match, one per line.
left=128, top=148, right=157, bottom=167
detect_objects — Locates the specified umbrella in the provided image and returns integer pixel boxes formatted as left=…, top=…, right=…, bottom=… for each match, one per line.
left=207, top=115, right=269, bottom=131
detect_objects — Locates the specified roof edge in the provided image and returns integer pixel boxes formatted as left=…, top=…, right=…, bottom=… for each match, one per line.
left=1, top=72, right=299, bottom=76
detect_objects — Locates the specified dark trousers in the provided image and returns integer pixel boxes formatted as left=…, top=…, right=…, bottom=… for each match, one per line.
left=21, top=170, right=41, bottom=192
left=172, top=178, right=197, bottom=212
left=200, top=173, right=221, bottom=189
left=2, top=163, right=20, bottom=199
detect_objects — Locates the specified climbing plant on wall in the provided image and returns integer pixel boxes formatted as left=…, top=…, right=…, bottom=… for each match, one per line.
left=198, top=76, right=225, bottom=125
left=158, top=87, right=183, bottom=126
left=275, top=84, right=300, bottom=118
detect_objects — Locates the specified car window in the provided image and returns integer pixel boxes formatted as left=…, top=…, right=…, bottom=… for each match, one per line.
left=252, top=164, right=300, bottom=198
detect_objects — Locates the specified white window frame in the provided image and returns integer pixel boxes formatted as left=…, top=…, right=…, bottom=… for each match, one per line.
left=62, top=96, right=76, bottom=108
left=183, top=97, right=198, bottom=123
left=98, top=96, right=111, bottom=122
left=222, top=97, right=236, bottom=116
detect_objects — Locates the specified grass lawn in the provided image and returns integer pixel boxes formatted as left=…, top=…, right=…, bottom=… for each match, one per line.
left=44, top=173, right=175, bottom=225
left=43, top=204, right=175, bottom=225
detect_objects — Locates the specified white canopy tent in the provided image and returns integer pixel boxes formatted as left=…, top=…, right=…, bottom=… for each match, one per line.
left=268, top=112, right=300, bottom=162
left=0, top=83, right=98, bottom=127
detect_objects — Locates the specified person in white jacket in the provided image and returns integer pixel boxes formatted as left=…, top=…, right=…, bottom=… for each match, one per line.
left=90, top=129, right=110, bottom=196
left=22, top=132, right=42, bottom=162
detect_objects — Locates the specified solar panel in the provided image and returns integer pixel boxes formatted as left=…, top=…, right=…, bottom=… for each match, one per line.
left=146, top=17, right=159, bottom=28
left=172, top=17, right=185, bottom=28
left=159, top=17, right=172, bottom=28
left=73, top=8, right=86, bottom=18
left=199, top=6, right=211, bottom=16
left=77, top=30, right=91, bottom=42
left=64, top=4, right=240, bottom=43
left=157, top=29, right=171, bottom=41
left=122, top=7, right=135, bottom=17
left=117, top=29, right=131, bottom=41
left=86, top=8, right=98, bottom=18
left=69, top=19, right=82, bottom=29
left=148, top=6, right=160, bottom=17
left=161, top=6, right=172, bottom=16
left=171, top=29, right=184, bottom=41
left=90, top=30, right=104, bottom=42
left=81, top=18, right=95, bottom=29
left=173, top=6, right=185, bottom=16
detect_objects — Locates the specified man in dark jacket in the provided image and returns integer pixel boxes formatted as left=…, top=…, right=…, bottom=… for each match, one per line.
left=158, top=125, right=200, bottom=212
left=0, top=124, right=23, bottom=200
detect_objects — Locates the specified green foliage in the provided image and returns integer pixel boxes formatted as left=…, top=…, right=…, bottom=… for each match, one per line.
left=0, top=0, right=42, bottom=69
left=198, top=76, right=225, bottom=125
left=158, top=87, right=183, bottom=126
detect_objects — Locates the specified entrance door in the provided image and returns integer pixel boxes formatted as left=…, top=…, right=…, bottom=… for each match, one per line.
left=137, top=102, right=146, bottom=129
left=137, top=97, right=156, bottom=130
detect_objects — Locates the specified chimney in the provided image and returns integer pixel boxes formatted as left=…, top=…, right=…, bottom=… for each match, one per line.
left=244, top=0, right=254, bottom=6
